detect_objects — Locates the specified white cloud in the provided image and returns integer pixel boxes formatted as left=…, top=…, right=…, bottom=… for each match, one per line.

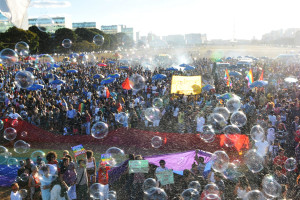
left=30, top=0, right=71, bottom=8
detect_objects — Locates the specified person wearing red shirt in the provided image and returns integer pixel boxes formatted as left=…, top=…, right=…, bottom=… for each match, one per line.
left=97, top=162, right=111, bottom=200
left=274, top=149, right=288, bottom=174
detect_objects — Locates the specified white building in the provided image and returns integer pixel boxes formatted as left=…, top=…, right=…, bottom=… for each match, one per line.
left=28, top=16, right=72, bottom=31
left=101, top=25, right=122, bottom=34
left=185, top=33, right=207, bottom=45
left=72, top=22, right=96, bottom=29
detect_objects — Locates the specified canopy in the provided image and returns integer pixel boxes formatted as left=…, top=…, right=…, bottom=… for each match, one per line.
left=27, top=84, right=44, bottom=91
left=250, top=80, right=268, bottom=88
left=179, top=63, right=188, bottom=67
left=152, top=74, right=167, bottom=80
left=119, top=66, right=129, bottom=69
left=229, top=71, right=242, bottom=76
left=45, top=74, right=59, bottom=80
left=202, top=84, right=215, bottom=91
left=101, top=78, right=115, bottom=85
left=66, top=69, right=78, bottom=73
left=108, top=61, right=115, bottom=64
left=166, top=67, right=179, bottom=71
left=284, top=77, right=298, bottom=83
left=217, top=93, right=240, bottom=100
left=98, top=63, right=107, bottom=67
left=184, top=66, right=195, bottom=71
left=93, top=74, right=104, bottom=79
left=24, top=56, right=35, bottom=61
left=107, top=74, right=120, bottom=79
left=50, top=79, right=65, bottom=85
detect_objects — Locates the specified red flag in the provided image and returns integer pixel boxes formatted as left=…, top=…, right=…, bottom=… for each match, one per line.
left=106, top=88, right=110, bottom=98
left=259, top=70, right=264, bottom=81
left=122, top=77, right=131, bottom=90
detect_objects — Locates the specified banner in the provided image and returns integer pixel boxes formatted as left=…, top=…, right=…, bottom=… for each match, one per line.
left=71, top=144, right=86, bottom=157
left=171, top=76, right=202, bottom=95
left=156, top=169, right=174, bottom=185
left=101, top=154, right=112, bottom=162
left=129, top=160, right=149, bottom=173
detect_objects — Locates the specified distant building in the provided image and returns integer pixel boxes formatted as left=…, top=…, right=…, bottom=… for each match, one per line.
left=0, top=13, right=14, bottom=32
left=165, top=35, right=185, bottom=46
left=28, top=16, right=72, bottom=31
left=262, top=29, right=284, bottom=42
left=185, top=33, right=207, bottom=45
left=121, top=25, right=134, bottom=41
left=136, top=32, right=140, bottom=41
left=101, top=25, right=122, bottom=34
left=72, top=22, right=96, bottom=29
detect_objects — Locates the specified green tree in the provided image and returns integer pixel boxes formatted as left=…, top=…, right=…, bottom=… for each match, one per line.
left=54, top=28, right=77, bottom=52
left=29, top=26, right=54, bottom=54
left=72, top=40, right=98, bottom=52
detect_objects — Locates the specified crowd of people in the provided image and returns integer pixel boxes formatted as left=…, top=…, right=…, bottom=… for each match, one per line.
left=2, top=52, right=300, bottom=199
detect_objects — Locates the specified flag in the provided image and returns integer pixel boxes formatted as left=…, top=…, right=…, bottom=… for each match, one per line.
left=78, top=103, right=85, bottom=113
left=0, top=0, right=30, bottom=29
left=258, top=70, right=264, bottom=81
left=122, top=77, right=131, bottom=90
left=246, top=69, right=254, bottom=87
left=106, top=87, right=110, bottom=98
left=117, top=103, right=123, bottom=112
left=224, top=69, right=232, bottom=87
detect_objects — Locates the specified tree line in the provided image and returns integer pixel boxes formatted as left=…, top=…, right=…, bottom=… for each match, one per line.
left=0, top=26, right=134, bottom=54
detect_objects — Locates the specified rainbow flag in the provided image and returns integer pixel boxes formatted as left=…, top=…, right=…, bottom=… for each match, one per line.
left=224, top=69, right=232, bottom=87
left=258, top=70, right=264, bottom=81
left=78, top=103, right=85, bottom=113
left=101, top=154, right=112, bottom=162
left=71, top=144, right=86, bottom=157
left=246, top=69, right=254, bottom=87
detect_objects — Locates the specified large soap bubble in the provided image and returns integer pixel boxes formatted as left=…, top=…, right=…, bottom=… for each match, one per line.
left=93, top=35, right=105, bottom=46
left=62, top=39, right=72, bottom=48
left=203, top=183, right=220, bottom=199
left=90, top=183, right=106, bottom=199
left=4, top=127, right=17, bottom=141
left=262, top=175, right=281, bottom=198
left=222, top=163, right=242, bottom=180
left=181, top=188, right=199, bottom=200
left=250, top=125, right=265, bottom=142
left=223, top=125, right=241, bottom=142
left=144, top=107, right=161, bottom=122
left=188, top=181, right=201, bottom=192
left=0, top=146, right=9, bottom=164
left=15, top=70, right=35, bottom=89
left=200, top=125, right=216, bottom=142
left=38, top=164, right=58, bottom=184
left=244, top=149, right=264, bottom=173
left=19, top=189, right=28, bottom=199
left=105, top=147, right=126, bottom=167
left=143, top=178, right=157, bottom=192
left=36, top=15, right=54, bottom=33
left=152, top=98, right=164, bottom=108
left=208, top=113, right=227, bottom=129
left=15, top=41, right=29, bottom=56
left=115, top=112, right=128, bottom=124
left=0, top=48, right=18, bottom=66
left=151, top=136, right=163, bottom=148
left=213, top=107, right=230, bottom=120
left=244, top=190, right=265, bottom=200
left=230, top=111, right=247, bottom=127
left=129, top=74, right=145, bottom=91
left=14, top=140, right=30, bottom=154
left=284, top=157, right=297, bottom=171
left=144, top=187, right=168, bottom=200
left=226, top=97, right=241, bottom=113
left=91, top=122, right=109, bottom=139
left=37, top=54, right=55, bottom=65
left=7, top=157, right=20, bottom=168
left=211, top=151, right=229, bottom=173
left=31, top=150, right=46, bottom=163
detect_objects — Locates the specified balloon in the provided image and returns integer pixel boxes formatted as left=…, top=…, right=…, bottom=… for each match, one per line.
left=14, top=140, right=30, bottom=154
left=262, top=175, right=281, bottom=198
left=15, top=70, right=35, bottom=89
left=284, top=157, right=297, bottom=171
left=144, top=107, right=161, bottom=122
left=38, top=164, right=58, bottom=184
left=143, top=178, right=157, bottom=192
left=15, top=42, right=29, bottom=56
left=31, top=150, right=46, bottom=163
left=152, top=98, right=164, bottom=108
left=0, top=146, right=9, bottom=164
left=0, top=48, right=18, bottom=66
left=226, top=97, right=241, bottom=113
left=105, top=147, right=126, bottom=167
left=213, top=107, right=230, bottom=120
left=188, top=181, right=201, bottom=192
left=4, top=127, right=17, bottom=141
left=200, top=125, right=216, bottom=142
left=36, top=15, right=54, bottom=33
left=62, top=39, right=72, bottom=48
left=91, top=122, right=109, bottom=139
left=151, top=136, right=163, bottom=148
left=244, top=190, right=265, bottom=200
left=129, top=74, right=145, bottom=91
left=244, top=149, right=264, bottom=173
left=20, top=49, right=29, bottom=57
left=93, top=35, right=105, bottom=46
left=181, top=188, right=199, bottom=200
left=250, top=125, right=265, bottom=142
left=230, top=111, right=247, bottom=127
left=7, top=157, right=20, bottom=168
left=211, top=151, right=229, bottom=173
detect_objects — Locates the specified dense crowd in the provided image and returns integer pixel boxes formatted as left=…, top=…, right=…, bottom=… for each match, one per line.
left=2, top=53, right=300, bottom=200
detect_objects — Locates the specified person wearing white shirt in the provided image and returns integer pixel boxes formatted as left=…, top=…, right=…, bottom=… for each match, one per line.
left=268, top=112, right=277, bottom=126
left=173, top=107, right=179, bottom=117
left=255, top=140, right=269, bottom=157
left=267, top=127, right=276, bottom=145
left=196, top=114, right=205, bottom=133
left=10, top=183, right=22, bottom=200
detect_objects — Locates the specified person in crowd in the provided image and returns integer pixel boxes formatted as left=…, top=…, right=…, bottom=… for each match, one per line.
left=50, top=177, right=68, bottom=200
left=40, top=165, right=53, bottom=200
left=10, top=183, right=22, bottom=200
left=28, top=165, right=41, bottom=200
left=46, top=151, right=59, bottom=171
left=97, top=161, right=111, bottom=200
left=214, top=172, right=225, bottom=199
left=274, top=149, right=288, bottom=174
left=86, top=150, right=96, bottom=185
left=132, top=155, right=145, bottom=200
left=74, top=158, right=88, bottom=200
left=234, top=176, right=251, bottom=199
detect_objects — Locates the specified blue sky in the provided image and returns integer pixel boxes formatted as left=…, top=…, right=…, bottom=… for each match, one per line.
left=28, top=0, right=300, bottom=40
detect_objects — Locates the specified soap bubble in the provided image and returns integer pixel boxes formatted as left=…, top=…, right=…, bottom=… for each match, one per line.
left=62, top=39, right=72, bottom=48
left=14, top=140, right=30, bottom=154
left=11, top=119, right=18, bottom=127
left=230, top=111, right=247, bottom=127
left=244, top=149, right=264, bottom=173
left=152, top=98, right=164, bottom=108
left=223, top=163, right=242, bottom=180
left=202, top=194, right=221, bottom=200
left=284, top=157, right=297, bottom=171
left=0, top=146, right=9, bottom=164
left=226, top=97, right=241, bottom=113
left=31, top=150, right=46, bottom=163
left=36, top=15, right=54, bottom=33
left=4, top=127, right=17, bottom=141
left=188, top=181, right=201, bottom=192
left=262, top=175, right=281, bottom=198
left=181, top=188, right=199, bottom=200
left=91, top=122, right=109, bottom=139
left=7, top=157, right=20, bottom=168
left=20, top=49, right=29, bottom=57
left=38, top=164, right=58, bottom=184
left=105, top=147, right=126, bottom=167
left=90, top=183, right=106, bottom=199
left=200, top=125, right=216, bottom=142
left=19, top=173, right=30, bottom=182
left=224, top=137, right=235, bottom=147
left=21, top=131, right=28, bottom=137
left=115, top=112, right=128, bottom=124
left=151, top=136, right=163, bottom=148
left=0, top=91, right=6, bottom=102
left=250, top=125, right=265, bottom=142
left=129, top=74, right=145, bottom=91
left=0, top=48, right=18, bottom=66
left=143, top=178, right=157, bottom=192
left=213, top=107, right=230, bottom=120
left=208, top=113, right=227, bottom=129
left=15, top=70, right=35, bottom=89
left=15, top=42, right=29, bottom=56
left=108, top=192, right=116, bottom=200
left=93, top=35, right=104, bottom=46
left=224, top=125, right=241, bottom=138
left=19, top=189, right=28, bottom=198
left=203, top=183, right=220, bottom=199
left=211, top=151, right=229, bottom=173
left=144, top=107, right=161, bottom=122
left=0, top=119, right=4, bottom=130
left=244, top=190, right=265, bottom=200
left=144, top=187, right=168, bottom=200
left=37, top=54, right=55, bottom=65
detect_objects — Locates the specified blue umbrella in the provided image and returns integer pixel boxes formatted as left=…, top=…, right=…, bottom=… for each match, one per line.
left=108, top=61, right=115, bottom=64
left=101, top=78, right=115, bottom=85
left=25, top=67, right=35, bottom=72
left=107, top=73, right=120, bottom=79
left=229, top=71, right=242, bottom=76
left=53, top=64, right=60, bottom=68
left=250, top=81, right=268, bottom=88
left=66, top=69, right=78, bottom=73
left=184, top=66, right=195, bottom=71
left=226, top=57, right=232, bottom=60
left=179, top=63, right=188, bottom=67
left=152, top=74, right=167, bottom=80
left=119, top=66, right=129, bottom=69
left=46, top=66, right=56, bottom=71
left=202, top=84, right=215, bottom=91
left=50, top=79, right=65, bottom=85
left=166, top=67, right=179, bottom=71
left=93, top=74, right=104, bottom=79
left=27, top=84, right=44, bottom=91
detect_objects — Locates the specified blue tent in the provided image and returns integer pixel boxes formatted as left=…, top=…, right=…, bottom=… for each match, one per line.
left=229, top=71, right=242, bottom=76
left=108, top=61, right=115, bottom=64
left=184, top=66, right=195, bottom=71
left=166, top=67, right=179, bottom=71
left=45, top=74, right=59, bottom=80
left=66, top=69, right=78, bottom=73
left=202, top=84, right=215, bottom=91
left=226, top=57, right=232, bottom=60
left=27, top=84, right=44, bottom=91
left=93, top=74, right=104, bottom=79
left=50, top=79, right=65, bottom=85
left=179, top=63, right=188, bottom=67
left=53, top=64, right=60, bottom=68
left=250, top=81, right=268, bottom=88
left=25, top=67, right=35, bottom=72
left=119, top=66, right=129, bottom=69
left=101, top=78, right=115, bottom=85
left=107, top=73, right=120, bottom=79
left=46, top=66, right=56, bottom=71
left=152, top=74, right=167, bottom=80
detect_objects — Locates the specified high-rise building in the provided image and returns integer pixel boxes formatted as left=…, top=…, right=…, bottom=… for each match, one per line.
left=165, top=35, right=185, bottom=46
left=0, top=13, right=13, bottom=32
left=136, top=32, right=140, bottom=41
left=28, top=16, right=72, bottom=31
left=185, top=33, right=207, bottom=45
left=121, top=25, right=134, bottom=41
left=101, top=25, right=122, bottom=34
left=72, top=22, right=96, bottom=29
